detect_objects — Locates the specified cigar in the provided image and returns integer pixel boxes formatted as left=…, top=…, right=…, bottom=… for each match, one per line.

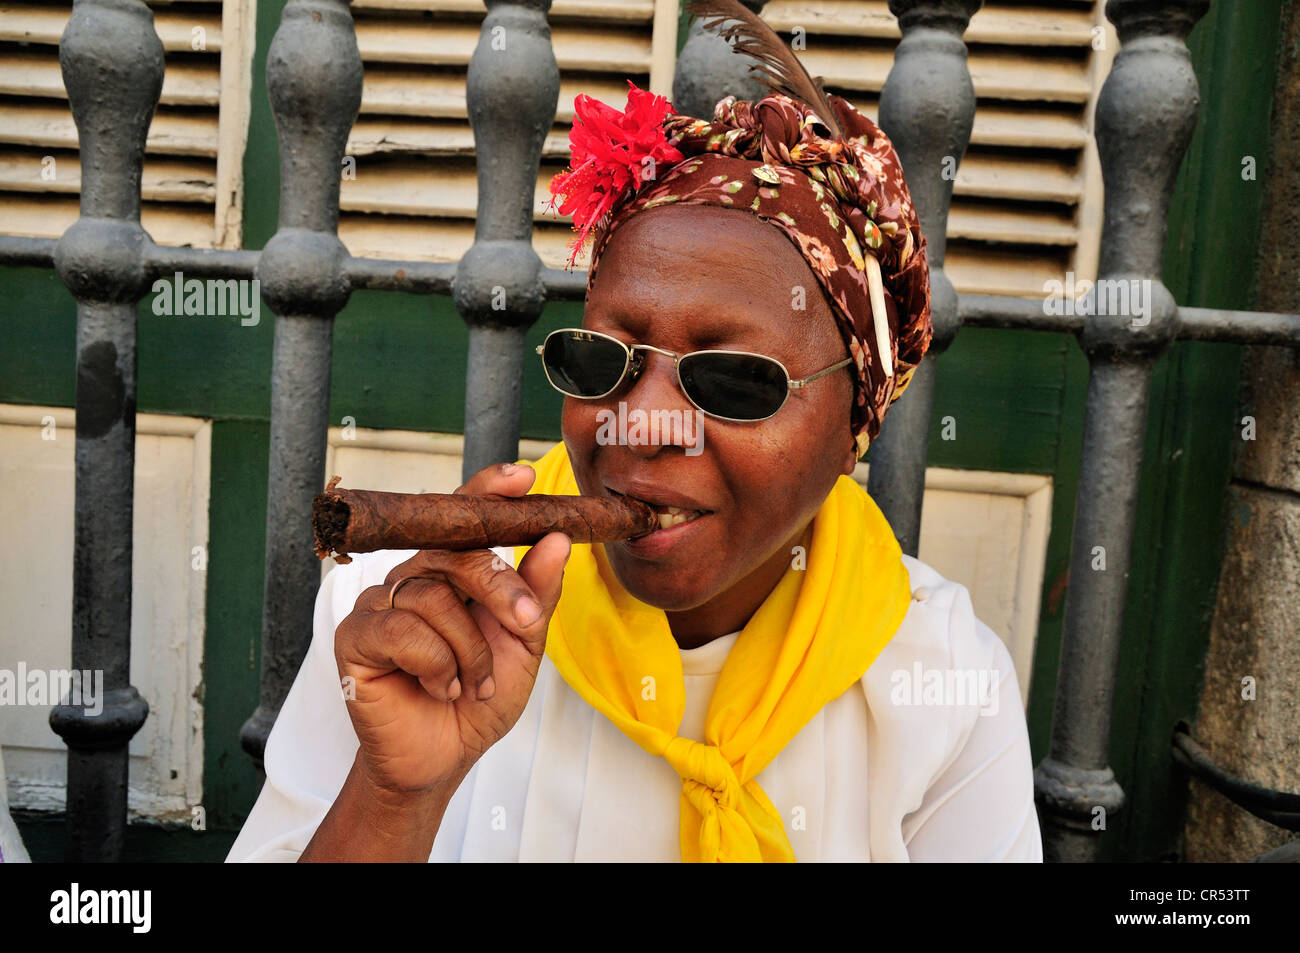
left=313, top=475, right=660, bottom=563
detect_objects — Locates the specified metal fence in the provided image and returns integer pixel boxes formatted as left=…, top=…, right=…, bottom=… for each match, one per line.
left=3, top=0, right=1299, bottom=862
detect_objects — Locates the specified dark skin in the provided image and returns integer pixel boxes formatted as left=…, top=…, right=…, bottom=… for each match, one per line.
left=302, top=202, right=860, bottom=859
left=566, top=202, right=860, bottom=648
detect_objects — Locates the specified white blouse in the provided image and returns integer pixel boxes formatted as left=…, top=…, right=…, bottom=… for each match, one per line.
left=227, top=546, right=1042, bottom=862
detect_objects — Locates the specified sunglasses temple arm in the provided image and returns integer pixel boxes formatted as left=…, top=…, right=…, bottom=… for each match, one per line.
left=789, top=356, right=853, bottom=388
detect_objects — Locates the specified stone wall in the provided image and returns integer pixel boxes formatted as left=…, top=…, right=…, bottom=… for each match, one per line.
left=1184, top=0, right=1300, bottom=863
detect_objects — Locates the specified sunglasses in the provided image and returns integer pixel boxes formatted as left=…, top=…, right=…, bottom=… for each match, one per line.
left=536, top=328, right=853, bottom=423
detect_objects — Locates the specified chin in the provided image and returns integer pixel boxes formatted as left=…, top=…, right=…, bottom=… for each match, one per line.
left=605, top=550, right=719, bottom=612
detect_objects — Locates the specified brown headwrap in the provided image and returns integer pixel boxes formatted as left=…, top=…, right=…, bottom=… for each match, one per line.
left=551, top=87, right=933, bottom=459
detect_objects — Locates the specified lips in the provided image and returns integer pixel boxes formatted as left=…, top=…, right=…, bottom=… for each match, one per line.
left=605, top=483, right=711, bottom=534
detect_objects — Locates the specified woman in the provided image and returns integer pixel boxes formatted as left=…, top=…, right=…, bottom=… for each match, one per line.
left=227, top=76, right=1041, bottom=864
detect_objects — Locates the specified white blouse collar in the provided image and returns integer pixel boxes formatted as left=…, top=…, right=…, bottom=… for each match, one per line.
left=679, top=630, right=742, bottom=676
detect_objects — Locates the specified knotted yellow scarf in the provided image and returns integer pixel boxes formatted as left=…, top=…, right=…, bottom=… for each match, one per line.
left=514, top=442, right=912, bottom=862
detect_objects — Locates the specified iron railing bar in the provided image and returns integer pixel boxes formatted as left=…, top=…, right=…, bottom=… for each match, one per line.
left=1032, top=0, right=1211, bottom=863
left=7, top=239, right=1300, bottom=349
left=1241, top=807, right=1300, bottom=832
left=959, top=294, right=1086, bottom=333
left=1177, top=305, right=1300, bottom=345
left=1172, top=722, right=1300, bottom=828
left=958, top=296, right=1300, bottom=345
left=346, top=258, right=456, bottom=294
left=237, top=0, right=364, bottom=768
left=540, top=266, right=588, bottom=301
left=46, top=0, right=162, bottom=862
left=146, top=246, right=259, bottom=279
left=866, top=0, right=981, bottom=558
left=453, top=0, right=560, bottom=484
left=0, top=235, right=57, bottom=267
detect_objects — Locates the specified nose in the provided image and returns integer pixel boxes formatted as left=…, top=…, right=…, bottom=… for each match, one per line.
left=619, top=349, right=700, bottom=458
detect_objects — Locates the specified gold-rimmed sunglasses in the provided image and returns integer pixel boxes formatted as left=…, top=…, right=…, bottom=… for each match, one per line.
left=535, top=328, right=853, bottom=423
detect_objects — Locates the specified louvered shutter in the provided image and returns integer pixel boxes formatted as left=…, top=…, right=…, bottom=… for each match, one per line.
left=0, top=0, right=252, bottom=248
left=762, top=0, right=1111, bottom=296
left=1, top=0, right=1112, bottom=294
left=347, top=0, right=1111, bottom=299
left=341, top=0, right=677, bottom=262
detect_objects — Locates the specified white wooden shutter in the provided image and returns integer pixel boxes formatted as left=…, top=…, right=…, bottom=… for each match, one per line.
left=0, top=0, right=1112, bottom=293
left=344, top=0, right=1112, bottom=300
left=0, top=0, right=253, bottom=248
left=762, top=0, right=1113, bottom=295
left=340, top=0, right=678, bottom=263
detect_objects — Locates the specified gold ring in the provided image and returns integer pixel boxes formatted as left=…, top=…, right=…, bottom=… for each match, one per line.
left=386, top=575, right=419, bottom=610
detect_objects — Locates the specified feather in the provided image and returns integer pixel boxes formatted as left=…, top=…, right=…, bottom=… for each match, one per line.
left=685, top=0, right=843, bottom=139
left=865, top=254, right=895, bottom=378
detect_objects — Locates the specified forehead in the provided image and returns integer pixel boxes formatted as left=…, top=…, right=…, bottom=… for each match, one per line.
left=583, top=205, right=829, bottom=350
left=596, top=202, right=801, bottom=271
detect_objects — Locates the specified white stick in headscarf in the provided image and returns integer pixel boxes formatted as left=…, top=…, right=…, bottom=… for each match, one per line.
left=865, top=253, right=894, bottom=378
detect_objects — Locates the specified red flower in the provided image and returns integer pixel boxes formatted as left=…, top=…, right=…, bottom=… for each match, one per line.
left=546, top=80, right=683, bottom=269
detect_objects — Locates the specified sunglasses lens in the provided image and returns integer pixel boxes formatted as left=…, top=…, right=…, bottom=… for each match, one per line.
left=542, top=332, right=628, bottom=397
left=679, top=352, right=788, bottom=421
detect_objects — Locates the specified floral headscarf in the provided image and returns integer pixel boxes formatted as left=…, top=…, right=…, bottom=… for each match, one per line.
left=547, top=82, right=933, bottom=458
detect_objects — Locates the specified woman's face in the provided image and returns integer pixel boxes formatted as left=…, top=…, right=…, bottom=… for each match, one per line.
left=562, top=203, right=860, bottom=625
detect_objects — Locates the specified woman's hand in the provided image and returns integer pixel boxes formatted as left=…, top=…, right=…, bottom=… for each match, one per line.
left=332, top=462, right=570, bottom=798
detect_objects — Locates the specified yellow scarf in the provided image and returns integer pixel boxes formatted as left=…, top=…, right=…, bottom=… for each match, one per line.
left=514, top=442, right=912, bottom=862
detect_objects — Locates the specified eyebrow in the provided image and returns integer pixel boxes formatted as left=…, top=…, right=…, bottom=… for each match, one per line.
left=589, top=306, right=781, bottom=352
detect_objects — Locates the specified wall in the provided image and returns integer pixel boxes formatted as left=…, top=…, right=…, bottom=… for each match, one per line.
left=1184, top=0, right=1300, bottom=862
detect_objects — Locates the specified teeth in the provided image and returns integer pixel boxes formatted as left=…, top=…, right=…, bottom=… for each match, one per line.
left=655, top=506, right=701, bottom=530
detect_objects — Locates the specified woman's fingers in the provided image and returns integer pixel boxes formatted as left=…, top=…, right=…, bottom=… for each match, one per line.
left=454, top=461, right=535, bottom=498
left=352, top=544, right=558, bottom=693
left=386, top=577, right=498, bottom=700
left=347, top=604, right=461, bottom=701
left=388, top=548, right=549, bottom=641
left=514, top=532, right=572, bottom=655
left=343, top=465, right=567, bottom=698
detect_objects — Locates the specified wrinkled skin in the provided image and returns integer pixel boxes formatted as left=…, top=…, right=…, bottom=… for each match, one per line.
left=564, top=203, right=859, bottom=649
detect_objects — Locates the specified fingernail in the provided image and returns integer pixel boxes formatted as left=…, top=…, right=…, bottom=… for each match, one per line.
left=477, top=675, right=496, bottom=700
left=500, top=462, right=517, bottom=474
left=514, top=594, right=542, bottom=627
left=447, top=677, right=461, bottom=700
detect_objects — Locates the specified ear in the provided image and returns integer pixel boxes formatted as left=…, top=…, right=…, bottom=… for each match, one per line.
left=841, top=435, right=858, bottom=476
